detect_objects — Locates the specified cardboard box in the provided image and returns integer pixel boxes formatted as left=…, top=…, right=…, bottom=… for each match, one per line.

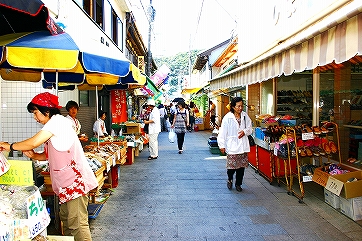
left=339, top=196, right=362, bottom=221
left=312, top=164, right=357, bottom=188
left=324, top=188, right=340, bottom=209
left=126, top=123, right=141, bottom=134
left=47, top=236, right=74, bottom=241
left=329, top=171, right=362, bottom=199
left=195, top=123, right=205, bottom=130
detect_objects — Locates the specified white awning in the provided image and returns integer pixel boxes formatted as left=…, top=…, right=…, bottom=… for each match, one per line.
left=210, top=3, right=362, bottom=91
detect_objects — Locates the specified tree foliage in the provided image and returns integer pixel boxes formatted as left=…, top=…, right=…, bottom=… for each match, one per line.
left=154, top=50, right=199, bottom=95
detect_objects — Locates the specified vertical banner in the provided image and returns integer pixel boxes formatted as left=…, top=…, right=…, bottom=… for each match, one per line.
left=111, top=90, right=127, bottom=123
left=138, top=56, right=145, bottom=74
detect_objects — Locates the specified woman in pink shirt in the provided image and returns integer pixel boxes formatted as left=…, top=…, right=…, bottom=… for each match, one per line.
left=0, top=92, right=98, bottom=241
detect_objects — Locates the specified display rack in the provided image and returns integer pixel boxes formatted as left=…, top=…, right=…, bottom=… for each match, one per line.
left=287, top=122, right=341, bottom=203
left=275, top=127, right=298, bottom=197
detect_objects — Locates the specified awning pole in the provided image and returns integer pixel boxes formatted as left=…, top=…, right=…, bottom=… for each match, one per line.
left=55, top=71, right=59, bottom=96
left=96, top=86, right=99, bottom=148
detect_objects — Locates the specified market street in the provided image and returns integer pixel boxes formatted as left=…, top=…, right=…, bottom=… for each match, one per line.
left=89, top=130, right=362, bottom=241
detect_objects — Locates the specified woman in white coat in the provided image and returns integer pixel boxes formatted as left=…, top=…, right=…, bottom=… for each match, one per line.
left=217, top=97, right=252, bottom=192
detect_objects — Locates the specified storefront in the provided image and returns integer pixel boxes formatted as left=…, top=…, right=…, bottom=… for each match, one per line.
left=209, top=1, right=362, bottom=207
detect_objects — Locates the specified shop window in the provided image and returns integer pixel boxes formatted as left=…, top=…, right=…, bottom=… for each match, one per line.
left=319, top=71, right=334, bottom=123
left=82, top=0, right=103, bottom=29
left=95, top=0, right=104, bottom=29
left=276, top=73, right=313, bottom=125
left=79, top=91, right=89, bottom=107
left=112, top=10, right=118, bottom=44
left=117, top=18, right=123, bottom=51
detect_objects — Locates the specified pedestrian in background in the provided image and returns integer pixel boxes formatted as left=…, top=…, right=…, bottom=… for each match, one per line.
left=169, top=103, right=176, bottom=125
left=0, top=92, right=98, bottom=240
left=144, top=99, right=161, bottom=160
left=93, top=110, right=108, bottom=137
left=189, top=101, right=198, bottom=132
left=217, top=97, right=252, bottom=192
left=158, top=103, right=168, bottom=132
left=65, top=100, right=88, bottom=142
left=208, top=100, right=218, bottom=129
left=171, top=101, right=189, bottom=154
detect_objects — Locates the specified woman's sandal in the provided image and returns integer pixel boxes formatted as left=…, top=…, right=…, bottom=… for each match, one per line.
left=227, top=180, right=232, bottom=190
left=148, top=156, right=158, bottom=160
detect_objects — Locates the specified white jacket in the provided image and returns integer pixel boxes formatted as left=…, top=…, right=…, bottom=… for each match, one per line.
left=148, top=107, right=161, bottom=134
left=217, top=111, right=252, bottom=154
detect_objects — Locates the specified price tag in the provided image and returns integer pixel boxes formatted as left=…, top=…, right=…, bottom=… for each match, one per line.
left=26, top=190, right=50, bottom=239
left=303, top=175, right=313, bottom=182
left=302, top=132, right=314, bottom=140
left=0, top=160, right=33, bottom=186
left=325, top=176, right=344, bottom=196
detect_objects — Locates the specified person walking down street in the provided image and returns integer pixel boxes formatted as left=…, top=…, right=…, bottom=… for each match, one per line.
left=144, top=99, right=161, bottom=160
left=65, top=100, right=88, bottom=142
left=217, top=97, right=252, bottom=192
left=189, top=101, right=198, bottom=132
left=158, top=103, right=168, bottom=132
left=208, top=100, right=218, bottom=129
left=0, top=92, right=98, bottom=240
left=93, top=110, right=108, bottom=137
left=169, top=103, right=176, bottom=125
left=171, top=101, right=190, bottom=154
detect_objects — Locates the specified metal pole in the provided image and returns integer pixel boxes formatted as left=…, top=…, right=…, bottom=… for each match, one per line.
left=146, top=0, right=154, bottom=77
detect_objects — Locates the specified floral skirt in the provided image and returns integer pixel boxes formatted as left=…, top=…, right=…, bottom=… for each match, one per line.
left=226, top=153, right=249, bottom=169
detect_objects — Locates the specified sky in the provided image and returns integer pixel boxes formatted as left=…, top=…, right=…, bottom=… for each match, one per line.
left=131, top=0, right=241, bottom=57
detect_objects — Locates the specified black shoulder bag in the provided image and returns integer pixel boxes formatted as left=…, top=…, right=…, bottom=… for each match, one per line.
left=244, top=115, right=255, bottom=146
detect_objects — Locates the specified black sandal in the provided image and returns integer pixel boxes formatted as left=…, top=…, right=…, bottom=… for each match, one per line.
left=227, top=180, right=232, bottom=190
left=148, top=156, right=158, bottom=160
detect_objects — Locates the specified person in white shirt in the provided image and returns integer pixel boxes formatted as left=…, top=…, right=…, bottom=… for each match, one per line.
left=65, top=100, right=88, bottom=142
left=93, top=111, right=108, bottom=137
left=143, top=99, right=161, bottom=160
left=158, top=103, right=168, bottom=132
left=217, top=97, right=252, bottom=192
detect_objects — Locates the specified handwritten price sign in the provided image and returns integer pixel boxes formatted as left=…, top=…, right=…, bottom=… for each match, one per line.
left=0, top=160, right=33, bottom=185
left=26, top=189, right=50, bottom=239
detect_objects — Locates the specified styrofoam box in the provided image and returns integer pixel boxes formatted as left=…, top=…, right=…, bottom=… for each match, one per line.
left=339, top=196, right=362, bottom=221
left=324, top=188, right=340, bottom=209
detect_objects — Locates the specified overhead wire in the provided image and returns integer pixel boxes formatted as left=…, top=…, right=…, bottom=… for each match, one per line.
left=191, top=0, right=205, bottom=50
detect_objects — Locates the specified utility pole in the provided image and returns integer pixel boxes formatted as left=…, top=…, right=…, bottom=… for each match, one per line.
left=146, top=0, right=155, bottom=77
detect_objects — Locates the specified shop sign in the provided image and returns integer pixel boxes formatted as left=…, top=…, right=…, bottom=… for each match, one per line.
left=0, top=152, right=10, bottom=177
left=26, top=190, right=50, bottom=239
left=111, top=90, right=127, bottom=123
left=0, top=160, right=33, bottom=186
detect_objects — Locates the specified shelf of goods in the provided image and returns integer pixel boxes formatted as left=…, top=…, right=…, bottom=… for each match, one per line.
left=276, top=90, right=313, bottom=123
left=253, top=122, right=351, bottom=205
left=274, top=123, right=342, bottom=203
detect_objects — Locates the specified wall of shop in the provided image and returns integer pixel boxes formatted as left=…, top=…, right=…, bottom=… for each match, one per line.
left=0, top=81, right=78, bottom=151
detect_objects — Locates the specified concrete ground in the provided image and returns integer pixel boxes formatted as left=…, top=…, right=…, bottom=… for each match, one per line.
left=89, top=130, right=362, bottom=241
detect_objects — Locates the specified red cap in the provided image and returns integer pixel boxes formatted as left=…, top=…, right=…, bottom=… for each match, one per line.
left=31, top=92, right=62, bottom=109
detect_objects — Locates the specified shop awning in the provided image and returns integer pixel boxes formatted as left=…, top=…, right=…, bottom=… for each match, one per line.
left=210, top=4, right=362, bottom=91
left=213, top=61, right=238, bottom=79
left=181, top=87, right=202, bottom=95
left=133, top=75, right=161, bottom=96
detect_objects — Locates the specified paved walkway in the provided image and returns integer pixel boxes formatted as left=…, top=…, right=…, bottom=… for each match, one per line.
left=89, top=130, right=362, bottom=241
